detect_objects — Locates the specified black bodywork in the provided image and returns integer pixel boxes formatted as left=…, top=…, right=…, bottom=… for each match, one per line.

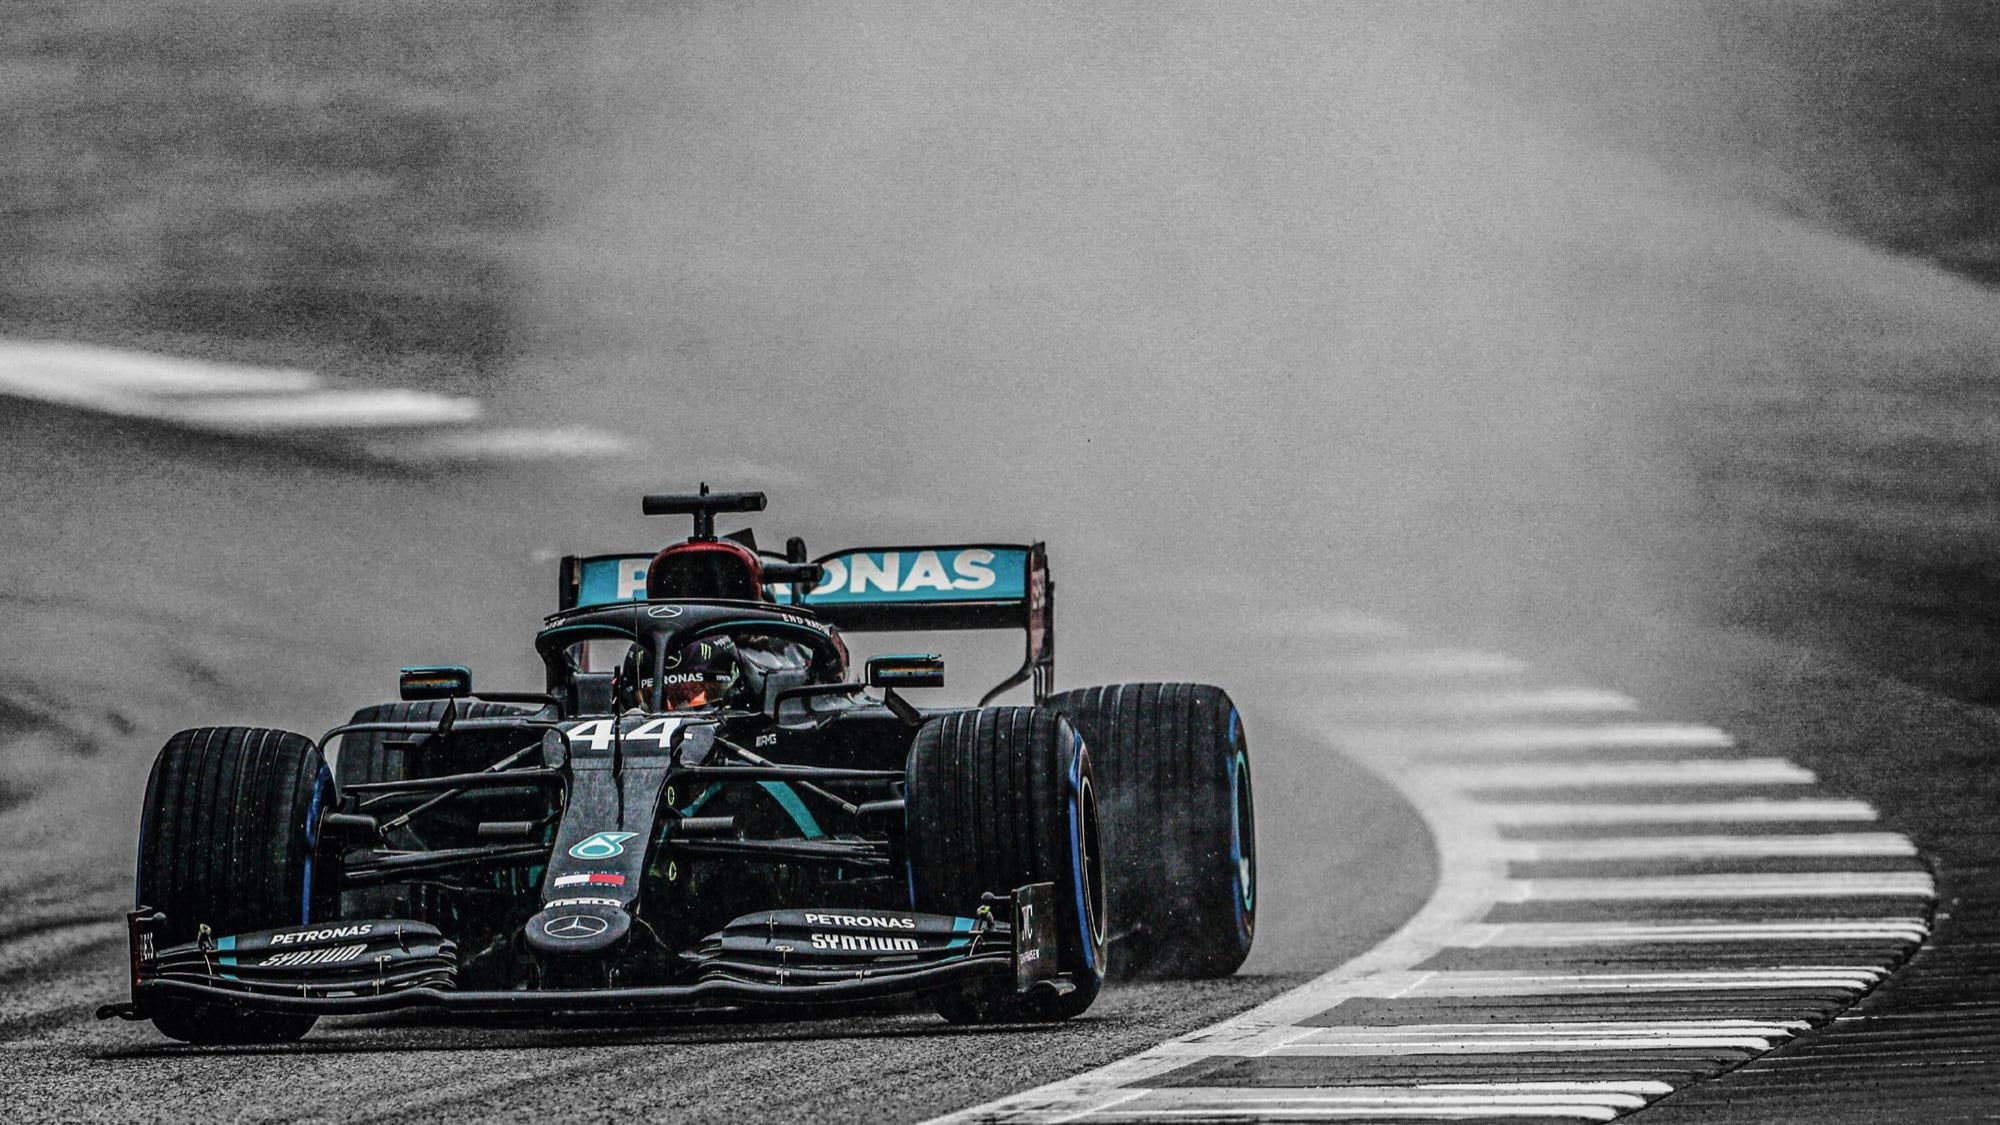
left=102, top=530, right=1075, bottom=1022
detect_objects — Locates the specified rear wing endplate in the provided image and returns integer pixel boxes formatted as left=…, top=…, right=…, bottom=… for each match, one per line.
left=557, top=544, right=1054, bottom=703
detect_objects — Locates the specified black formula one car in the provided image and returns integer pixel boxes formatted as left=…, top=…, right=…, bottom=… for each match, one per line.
left=101, top=488, right=1256, bottom=1043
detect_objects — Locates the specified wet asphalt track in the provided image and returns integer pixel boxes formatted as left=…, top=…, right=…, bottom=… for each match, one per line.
left=0, top=405, right=1434, bottom=1123
left=11, top=4, right=2000, bottom=1120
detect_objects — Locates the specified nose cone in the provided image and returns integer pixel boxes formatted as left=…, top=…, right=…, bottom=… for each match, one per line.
left=525, top=903, right=631, bottom=956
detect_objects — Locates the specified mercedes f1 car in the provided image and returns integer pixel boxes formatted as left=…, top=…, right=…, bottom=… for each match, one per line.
left=101, top=488, right=1256, bottom=1043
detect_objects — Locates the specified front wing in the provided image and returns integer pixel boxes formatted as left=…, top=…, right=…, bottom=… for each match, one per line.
left=98, top=884, right=1063, bottom=1021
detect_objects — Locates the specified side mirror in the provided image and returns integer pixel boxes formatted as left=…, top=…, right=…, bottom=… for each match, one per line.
left=567, top=671, right=618, bottom=716
left=866, top=654, right=944, bottom=690
left=400, top=665, right=472, bottom=701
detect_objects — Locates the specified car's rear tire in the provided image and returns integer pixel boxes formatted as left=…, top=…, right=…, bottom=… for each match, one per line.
left=333, top=699, right=532, bottom=922
left=136, top=726, right=336, bottom=1044
left=906, top=707, right=1107, bottom=1022
left=1048, top=683, right=1255, bottom=979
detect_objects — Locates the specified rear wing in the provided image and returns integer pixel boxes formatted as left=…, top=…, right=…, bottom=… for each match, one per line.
left=557, top=544, right=1054, bottom=703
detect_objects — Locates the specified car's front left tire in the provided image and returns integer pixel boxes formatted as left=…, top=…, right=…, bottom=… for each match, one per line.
left=905, top=706, right=1107, bottom=1022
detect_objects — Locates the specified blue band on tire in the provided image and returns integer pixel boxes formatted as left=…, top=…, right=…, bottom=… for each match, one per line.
left=302, top=766, right=329, bottom=924
left=1227, top=709, right=1253, bottom=937
left=1067, top=728, right=1098, bottom=973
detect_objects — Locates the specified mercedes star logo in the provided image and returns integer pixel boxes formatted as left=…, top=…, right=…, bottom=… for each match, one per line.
left=647, top=604, right=685, bottom=618
left=543, top=914, right=609, bottom=940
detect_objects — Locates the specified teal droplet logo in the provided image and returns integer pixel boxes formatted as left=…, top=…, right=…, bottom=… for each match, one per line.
left=569, top=831, right=638, bottom=860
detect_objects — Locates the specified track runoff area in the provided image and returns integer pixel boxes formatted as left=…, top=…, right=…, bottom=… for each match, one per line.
left=943, top=621, right=1929, bottom=1123
left=0, top=341, right=1933, bottom=1119
left=0, top=338, right=623, bottom=460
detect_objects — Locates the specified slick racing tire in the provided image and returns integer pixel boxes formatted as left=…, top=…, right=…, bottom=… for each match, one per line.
left=1048, top=683, right=1255, bottom=979
left=334, top=699, right=532, bottom=922
left=906, top=707, right=1107, bottom=1023
left=136, top=726, right=337, bottom=1044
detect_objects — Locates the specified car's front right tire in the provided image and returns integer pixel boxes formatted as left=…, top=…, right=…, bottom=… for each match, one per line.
left=136, top=726, right=335, bottom=1044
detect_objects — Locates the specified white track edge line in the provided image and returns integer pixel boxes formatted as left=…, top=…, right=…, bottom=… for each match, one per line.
left=928, top=732, right=1519, bottom=1121
left=931, top=651, right=1933, bottom=1124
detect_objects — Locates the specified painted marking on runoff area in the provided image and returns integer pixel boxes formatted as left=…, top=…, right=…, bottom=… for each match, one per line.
left=0, top=338, right=625, bottom=457
left=1333, top=970, right=1892, bottom=996
left=1497, top=834, right=1918, bottom=860
left=1373, top=723, right=1738, bottom=754
left=1271, top=612, right=1415, bottom=640
left=0, top=338, right=477, bottom=430
left=939, top=630, right=1933, bottom=1123
left=1480, top=799, right=1880, bottom=826
left=1427, top=758, right=1815, bottom=787
left=1315, top=648, right=1532, bottom=676
left=1457, top=920, right=1930, bottom=945
left=1327, top=688, right=1642, bottom=719
left=1502, top=873, right=1934, bottom=901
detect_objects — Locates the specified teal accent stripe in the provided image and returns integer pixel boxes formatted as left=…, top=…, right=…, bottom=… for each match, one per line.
left=946, top=915, right=975, bottom=949
left=758, top=781, right=825, bottom=839
left=216, top=936, right=236, bottom=951
left=676, top=781, right=823, bottom=836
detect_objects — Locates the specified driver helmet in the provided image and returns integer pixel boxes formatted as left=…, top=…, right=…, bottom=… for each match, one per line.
left=626, top=637, right=741, bottom=711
